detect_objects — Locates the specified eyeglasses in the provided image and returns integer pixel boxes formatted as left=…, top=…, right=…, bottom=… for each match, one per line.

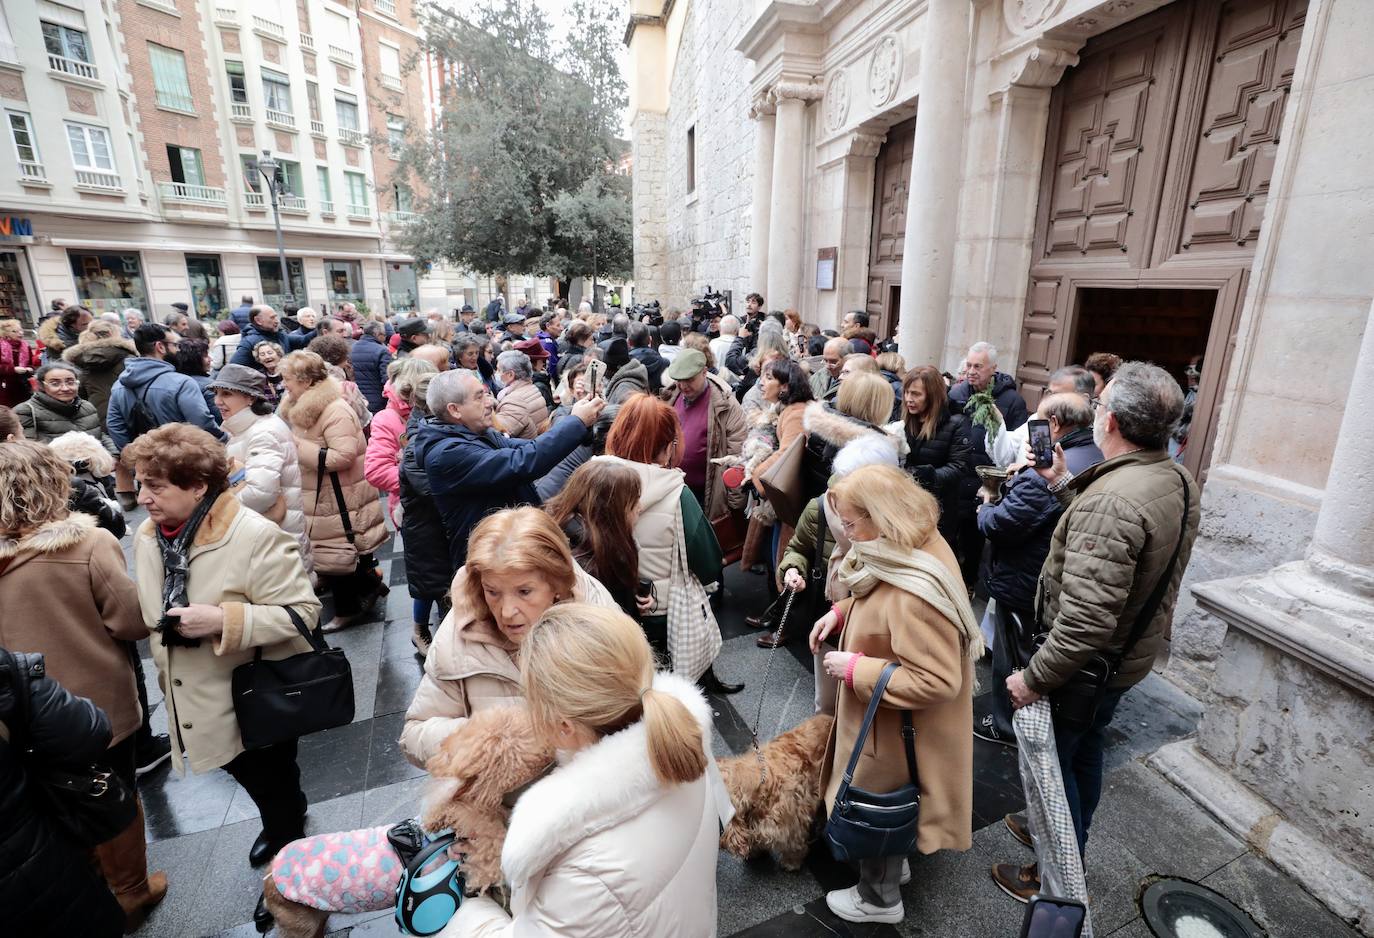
left=1089, top=397, right=1104, bottom=412
left=839, top=514, right=869, bottom=534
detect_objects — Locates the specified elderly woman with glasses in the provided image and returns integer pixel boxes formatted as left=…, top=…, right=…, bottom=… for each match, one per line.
left=13, top=360, right=116, bottom=454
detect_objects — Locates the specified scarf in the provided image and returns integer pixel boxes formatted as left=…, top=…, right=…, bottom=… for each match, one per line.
left=836, top=536, right=986, bottom=661
left=154, top=491, right=220, bottom=647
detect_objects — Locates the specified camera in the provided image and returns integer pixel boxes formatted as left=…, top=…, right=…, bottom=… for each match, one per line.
left=632, top=299, right=663, bottom=327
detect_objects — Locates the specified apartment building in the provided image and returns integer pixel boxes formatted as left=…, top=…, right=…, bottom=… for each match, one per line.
left=0, top=0, right=462, bottom=327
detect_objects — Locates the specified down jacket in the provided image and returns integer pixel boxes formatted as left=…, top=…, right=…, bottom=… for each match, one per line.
left=222, top=407, right=314, bottom=574
left=495, top=378, right=549, bottom=441
left=350, top=333, right=392, bottom=413
left=13, top=391, right=115, bottom=454
left=888, top=407, right=973, bottom=542
left=0, top=336, right=33, bottom=407
left=364, top=383, right=411, bottom=525
left=1025, top=449, right=1201, bottom=695
left=63, top=333, right=136, bottom=431
left=133, top=493, right=321, bottom=772
left=441, top=672, right=720, bottom=938
left=278, top=377, right=388, bottom=575
left=948, top=371, right=1029, bottom=467
left=801, top=401, right=902, bottom=499
left=0, top=649, right=121, bottom=935
left=398, top=411, right=450, bottom=603
left=399, top=565, right=615, bottom=767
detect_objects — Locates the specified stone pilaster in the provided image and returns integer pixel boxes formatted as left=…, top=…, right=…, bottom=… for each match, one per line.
left=766, top=81, right=823, bottom=311
left=748, top=91, right=776, bottom=299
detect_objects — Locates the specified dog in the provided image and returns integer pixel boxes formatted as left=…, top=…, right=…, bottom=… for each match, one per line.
left=259, top=706, right=552, bottom=937
left=717, top=713, right=834, bottom=870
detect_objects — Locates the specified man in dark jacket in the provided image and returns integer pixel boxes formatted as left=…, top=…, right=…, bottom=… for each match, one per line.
left=947, top=341, right=1029, bottom=589
left=108, top=324, right=225, bottom=450
left=394, top=318, right=430, bottom=358
left=351, top=322, right=392, bottom=413
left=626, top=321, right=667, bottom=391
left=229, top=295, right=255, bottom=330
left=993, top=362, right=1200, bottom=900
left=974, top=393, right=1100, bottom=746
left=412, top=371, right=604, bottom=574
left=229, top=305, right=315, bottom=367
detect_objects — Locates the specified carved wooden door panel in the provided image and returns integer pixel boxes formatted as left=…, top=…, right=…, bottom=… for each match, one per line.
left=870, top=117, right=914, bottom=270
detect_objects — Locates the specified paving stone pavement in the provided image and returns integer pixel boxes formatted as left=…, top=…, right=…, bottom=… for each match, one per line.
left=117, top=515, right=1356, bottom=938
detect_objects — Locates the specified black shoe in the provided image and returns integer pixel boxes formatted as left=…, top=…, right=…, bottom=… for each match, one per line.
left=134, top=733, right=173, bottom=776
left=249, top=829, right=300, bottom=867
left=972, top=697, right=1016, bottom=748
left=253, top=892, right=273, bottom=933
left=756, top=630, right=787, bottom=649
left=699, top=667, right=744, bottom=696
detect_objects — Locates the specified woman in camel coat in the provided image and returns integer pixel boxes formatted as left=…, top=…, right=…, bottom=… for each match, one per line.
left=809, top=464, right=981, bottom=926
left=278, top=350, right=388, bottom=631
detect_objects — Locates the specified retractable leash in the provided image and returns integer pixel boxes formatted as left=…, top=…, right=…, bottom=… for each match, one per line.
left=746, top=587, right=797, bottom=785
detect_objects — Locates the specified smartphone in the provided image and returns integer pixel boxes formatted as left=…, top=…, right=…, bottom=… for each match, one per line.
left=586, top=359, right=605, bottom=398
left=1028, top=418, right=1054, bottom=466
left=1020, top=895, right=1087, bottom=938
left=635, top=579, right=654, bottom=599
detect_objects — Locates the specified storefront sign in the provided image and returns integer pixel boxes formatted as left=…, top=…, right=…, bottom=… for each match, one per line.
left=0, top=217, right=34, bottom=243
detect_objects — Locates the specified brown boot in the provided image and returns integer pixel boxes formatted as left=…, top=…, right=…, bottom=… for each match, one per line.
left=94, top=797, right=168, bottom=933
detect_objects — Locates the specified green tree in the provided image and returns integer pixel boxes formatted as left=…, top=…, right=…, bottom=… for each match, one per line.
left=397, top=0, right=630, bottom=286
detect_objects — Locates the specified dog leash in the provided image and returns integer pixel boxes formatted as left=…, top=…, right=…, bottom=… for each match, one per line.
left=747, top=587, right=796, bottom=785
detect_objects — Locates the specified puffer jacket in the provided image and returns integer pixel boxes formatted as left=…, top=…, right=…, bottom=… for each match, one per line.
left=0, top=649, right=121, bottom=935
left=1025, top=449, right=1201, bottom=694
left=0, top=336, right=34, bottom=407
left=948, top=371, right=1029, bottom=467
left=279, top=377, right=388, bottom=575
left=399, top=412, right=450, bottom=603
left=222, top=407, right=314, bottom=574
left=13, top=391, right=115, bottom=454
left=888, top=407, right=974, bottom=542
left=629, top=346, right=666, bottom=390
left=107, top=357, right=224, bottom=450
left=801, top=401, right=901, bottom=499
left=441, top=672, right=720, bottom=938
left=977, top=469, right=1061, bottom=611
left=229, top=322, right=314, bottom=367
left=399, top=565, right=615, bottom=767
left=495, top=378, right=549, bottom=441
left=364, top=383, right=411, bottom=525
left=63, top=333, right=136, bottom=431
left=350, top=333, right=392, bottom=413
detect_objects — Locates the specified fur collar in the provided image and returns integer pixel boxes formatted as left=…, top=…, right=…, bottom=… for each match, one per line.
left=64, top=333, right=136, bottom=361
left=278, top=377, right=342, bottom=431
left=135, top=491, right=242, bottom=550
left=37, top=316, right=66, bottom=350
left=0, top=511, right=96, bottom=561
left=500, top=672, right=711, bottom=886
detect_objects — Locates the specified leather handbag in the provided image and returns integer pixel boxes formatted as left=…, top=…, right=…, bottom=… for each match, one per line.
left=3, top=650, right=137, bottom=847
left=824, top=662, right=921, bottom=863
left=757, top=433, right=807, bottom=528
left=710, top=508, right=749, bottom=567
left=1032, top=468, right=1191, bottom=731
left=231, top=606, right=355, bottom=750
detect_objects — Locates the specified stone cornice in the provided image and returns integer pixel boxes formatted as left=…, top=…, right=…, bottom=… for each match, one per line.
left=846, top=131, right=885, bottom=158
left=623, top=12, right=662, bottom=47
left=735, top=0, right=826, bottom=60
left=772, top=80, right=825, bottom=102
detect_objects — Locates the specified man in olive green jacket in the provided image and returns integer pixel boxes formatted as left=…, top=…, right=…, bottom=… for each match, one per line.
left=993, top=361, right=1201, bottom=902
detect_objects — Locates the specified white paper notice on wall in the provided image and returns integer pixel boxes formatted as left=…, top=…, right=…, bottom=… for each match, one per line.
left=816, top=247, right=837, bottom=291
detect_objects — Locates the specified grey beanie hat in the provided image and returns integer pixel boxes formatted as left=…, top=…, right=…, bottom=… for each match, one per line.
left=207, top=363, right=270, bottom=400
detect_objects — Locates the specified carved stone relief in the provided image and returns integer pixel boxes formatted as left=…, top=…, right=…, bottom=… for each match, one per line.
left=314, top=139, right=327, bottom=159
left=275, top=132, right=293, bottom=153
left=262, top=40, right=281, bottom=64
left=66, top=88, right=96, bottom=115
left=345, top=148, right=359, bottom=167
left=825, top=69, right=850, bottom=131
left=221, top=29, right=240, bottom=54
left=236, top=126, right=255, bottom=146
left=336, top=64, right=351, bottom=86
left=303, top=53, right=316, bottom=76
left=868, top=35, right=902, bottom=108
left=1003, top=0, right=1069, bottom=35
left=0, top=74, right=25, bottom=102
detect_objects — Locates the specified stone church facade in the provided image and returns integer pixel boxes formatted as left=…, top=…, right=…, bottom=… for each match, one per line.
left=627, top=0, right=1374, bottom=929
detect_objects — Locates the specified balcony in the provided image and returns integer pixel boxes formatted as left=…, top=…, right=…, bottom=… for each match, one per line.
left=346, top=203, right=371, bottom=220
left=158, top=182, right=227, bottom=206
left=328, top=45, right=355, bottom=67
left=74, top=168, right=123, bottom=191
left=386, top=211, right=417, bottom=225
left=252, top=16, right=286, bottom=42
left=48, top=54, right=100, bottom=84
left=214, top=5, right=237, bottom=26
left=337, top=128, right=364, bottom=148
left=230, top=102, right=253, bottom=123
left=18, top=161, right=47, bottom=184
left=375, top=0, right=397, bottom=16
left=265, top=108, right=296, bottom=131
left=310, top=118, right=326, bottom=137
left=380, top=74, right=402, bottom=92
left=299, top=33, right=315, bottom=52
left=279, top=195, right=308, bottom=214
left=243, top=192, right=266, bottom=210
left=319, top=200, right=335, bottom=216
left=155, top=88, right=194, bottom=113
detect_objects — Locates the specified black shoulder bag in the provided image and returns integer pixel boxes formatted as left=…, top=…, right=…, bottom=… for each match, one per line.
left=824, top=662, right=921, bottom=863
left=231, top=605, right=355, bottom=750
left=1032, top=469, right=1191, bottom=731
left=317, top=447, right=359, bottom=551
left=3, top=650, right=137, bottom=847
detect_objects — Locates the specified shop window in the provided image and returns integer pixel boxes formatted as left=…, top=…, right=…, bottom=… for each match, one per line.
left=185, top=255, right=225, bottom=319
left=324, top=259, right=364, bottom=303
left=387, top=261, right=417, bottom=313
left=0, top=251, right=34, bottom=324
left=149, top=44, right=193, bottom=112
left=67, top=250, right=147, bottom=314
left=257, top=255, right=306, bottom=308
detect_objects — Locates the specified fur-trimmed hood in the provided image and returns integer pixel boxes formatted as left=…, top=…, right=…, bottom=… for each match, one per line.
left=500, top=671, right=712, bottom=886
left=0, top=511, right=96, bottom=563
left=804, top=401, right=900, bottom=477
left=64, top=333, right=136, bottom=371
left=277, top=377, right=343, bottom=431
left=37, top=316, right=70, bottom=353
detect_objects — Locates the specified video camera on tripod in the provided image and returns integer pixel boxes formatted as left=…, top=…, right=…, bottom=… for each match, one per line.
left=691, top=286, right=731, bottom=330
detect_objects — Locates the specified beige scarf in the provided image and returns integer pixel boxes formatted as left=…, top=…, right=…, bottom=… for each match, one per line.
left=836, top=536, right=986, bottom=661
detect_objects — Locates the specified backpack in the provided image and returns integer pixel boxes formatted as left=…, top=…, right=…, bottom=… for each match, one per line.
left=124, top=376, right=162, bottom=440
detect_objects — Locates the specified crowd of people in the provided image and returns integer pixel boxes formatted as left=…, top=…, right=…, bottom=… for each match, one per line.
left=0, top=292, right=1200, bottom=936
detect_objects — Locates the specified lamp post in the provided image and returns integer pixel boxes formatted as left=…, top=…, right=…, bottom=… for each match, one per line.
left=256, top=149, right=293, bottom=307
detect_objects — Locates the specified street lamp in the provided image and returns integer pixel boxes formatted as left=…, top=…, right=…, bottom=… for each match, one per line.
left=256, top=149, right=293, bottom=307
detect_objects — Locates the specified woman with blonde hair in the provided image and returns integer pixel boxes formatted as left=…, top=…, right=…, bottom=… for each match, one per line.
left=399, top=507, right=618, bottom=766
left=889, top=365, right=971, bottom=545
left=364, top=357, right=438, bottom=526
left=809, top=464, right=979, bottom=924
left=278, top=350, right=388, bottom=631
left=443, top=603, right=721, bottom=938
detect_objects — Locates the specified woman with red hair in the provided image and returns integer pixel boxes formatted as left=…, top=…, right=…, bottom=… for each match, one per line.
left=597, top=393, right=736, bottom=693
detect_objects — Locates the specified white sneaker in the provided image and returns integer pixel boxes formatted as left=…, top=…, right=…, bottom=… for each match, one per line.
left=825, top=886, right=904, bottom=924
left=900, top=857, right=911, bottom=885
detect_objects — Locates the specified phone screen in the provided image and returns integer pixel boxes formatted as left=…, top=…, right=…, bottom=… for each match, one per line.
left=1022, top=896, right=1086, bottom=938
left=1028, top=418, right=1054, bottom=466
left=586, top=360, right=604, bottom=398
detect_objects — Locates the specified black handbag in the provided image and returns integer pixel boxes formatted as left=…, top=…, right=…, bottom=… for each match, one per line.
left=3, top=650, right=137, bottom=847
left=1032, top=469, right=1191, bottom=731
left=231, top=606, right=355, bottom=750
left=824, top=662, right=921, bottom=863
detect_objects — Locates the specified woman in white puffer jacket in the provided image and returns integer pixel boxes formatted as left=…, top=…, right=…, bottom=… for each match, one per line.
left=208, top=364, right=313, bottom=574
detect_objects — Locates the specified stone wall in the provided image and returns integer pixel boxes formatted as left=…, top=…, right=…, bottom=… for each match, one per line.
left=630, top=110, right=668, bottom=302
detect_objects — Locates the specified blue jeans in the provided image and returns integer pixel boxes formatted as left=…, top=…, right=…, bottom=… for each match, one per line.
left=1053, top=687, right=1126, bottom=857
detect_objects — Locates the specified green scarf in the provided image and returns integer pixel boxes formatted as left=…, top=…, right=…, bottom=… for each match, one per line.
left=836, top=537, right=985, bottom=660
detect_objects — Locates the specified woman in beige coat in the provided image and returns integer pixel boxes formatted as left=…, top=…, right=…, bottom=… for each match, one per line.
left=809, top=464, right=981, bottom=925
left=278, top=350, right=388, bottom=631
left=125, top=423, right=321, bottom=868
left=400, top=507, right=617, bottom=767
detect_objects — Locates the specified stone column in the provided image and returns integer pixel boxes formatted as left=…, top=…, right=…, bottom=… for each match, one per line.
left=767, top=82, right=821, bottom=311
left=749, top=92, right=776, bottom=298
left=896, top=0, right=973, bottom=364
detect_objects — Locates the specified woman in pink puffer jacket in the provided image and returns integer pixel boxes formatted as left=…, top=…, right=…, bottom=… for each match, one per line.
left=364, top=359, right=437, bottom=526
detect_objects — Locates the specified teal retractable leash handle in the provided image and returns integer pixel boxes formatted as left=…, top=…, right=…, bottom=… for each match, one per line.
left=395, top=831, right=465, bottom=936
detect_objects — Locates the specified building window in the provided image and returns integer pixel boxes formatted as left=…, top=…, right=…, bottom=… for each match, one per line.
left=335, top=95, right=360, bottom=132
left=241, top=154, right=262, bottom=192
left=166, top=145, right=205, bottom=186
left=379, top=41, right=400, bottom=78
left=324, top=259, right=364, bottom=303
left=67, top=251, right=147, bottom=314
left=306, top=81, right=322, bottom=122
left=344, top=171, right=368, bottom=214
left=65, top=122, right=115, bottom=171
left=226, top=61, right=248, bottom=103
left=316, top=166, right=333, bottom=211
left=686, top=125, right=696, bottom=194
left=391, top=183, right=411, bottom=213
left=7, top=112, right=39, bottom=166
left=277, top=159, right=303, bottom=195
left=386, top=113, right=404, bottom=154
left=41, top=22, right=91, bottom=63
left=148, top=44, right=193, bottom=112
left=261, top=69, right=292, bottom=115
